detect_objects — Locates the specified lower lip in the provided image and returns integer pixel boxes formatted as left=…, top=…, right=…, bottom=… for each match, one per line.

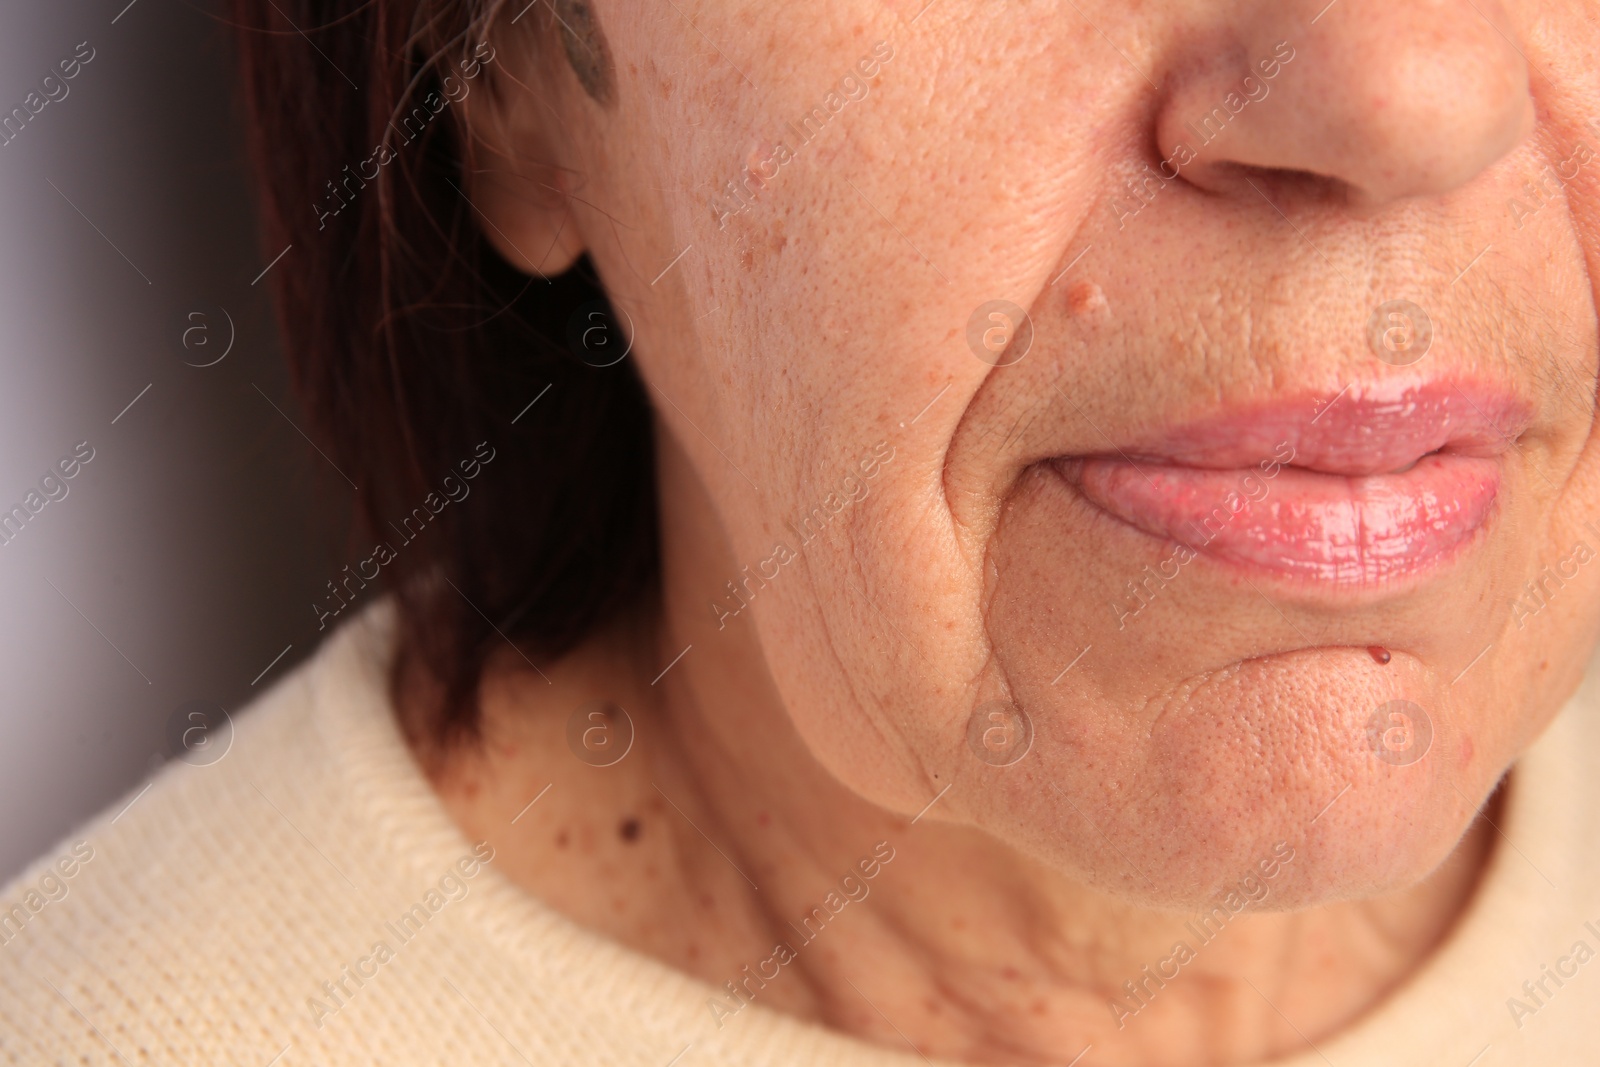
left=1061, top=455, right=1501, bottom=585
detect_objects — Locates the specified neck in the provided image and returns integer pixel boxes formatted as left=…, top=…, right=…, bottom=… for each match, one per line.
left=426, top=593, right=1498, bottom=1067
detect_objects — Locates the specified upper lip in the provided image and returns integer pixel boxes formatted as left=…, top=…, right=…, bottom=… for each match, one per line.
left=1083, top=378, right=1532, bottom=475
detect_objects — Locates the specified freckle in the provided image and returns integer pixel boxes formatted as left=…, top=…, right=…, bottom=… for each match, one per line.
left=756, top=811, right=771, bottom=827
left=1065, top=280, right=1107, bottom=316
left=612, top=897, right=626, bottom=913
left=1030, top=998, right=1047, bottom=1016
left=687, top=944, right=700, bottom=960
left=1460, top=735, right=1474, bottom=766
left=619, top=817, right=641, bottom=842
left=922, top=996, right=941, bottom=1015
left=463, top=780, right=480, bottom=799
left=1000, top=965, right=1020, bottom=981
left=556, top=831, right=569, bottom=849
left=1367, top=646, right=1391, bottom=664
left=699, top=892, right=715, bottom=909
left=951, top=917, right=966, bottom=931
left=1540, top=660, right=1549, bottom=670
left=649, top=797, right=666, bottom=813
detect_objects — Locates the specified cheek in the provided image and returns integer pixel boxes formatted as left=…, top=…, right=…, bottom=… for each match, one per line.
left=587, top=9, right=1132, bottom=817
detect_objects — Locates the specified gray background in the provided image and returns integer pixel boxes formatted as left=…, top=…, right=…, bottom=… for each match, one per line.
left=0, top=0, right=346, bottom=881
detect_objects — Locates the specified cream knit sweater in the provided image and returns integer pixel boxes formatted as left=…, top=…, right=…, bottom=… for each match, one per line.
left=3, top=607, right=1599, bottom=1066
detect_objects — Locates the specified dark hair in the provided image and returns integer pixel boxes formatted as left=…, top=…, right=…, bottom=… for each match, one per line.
left=230, top=0, right=657, bottom=750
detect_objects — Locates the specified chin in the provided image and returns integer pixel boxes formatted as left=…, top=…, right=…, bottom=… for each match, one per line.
left=961, top=647, right=1495, bottom=912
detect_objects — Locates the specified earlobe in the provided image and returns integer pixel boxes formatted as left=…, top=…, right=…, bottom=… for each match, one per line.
left=455, top=32, right=588, bottom=280
left=469, top=164, right=586, bottom=278
left=453, top=1, right=617, bottom=280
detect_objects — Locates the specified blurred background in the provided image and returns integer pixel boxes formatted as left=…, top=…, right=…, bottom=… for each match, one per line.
left=0, top=0, right=345, bottom=880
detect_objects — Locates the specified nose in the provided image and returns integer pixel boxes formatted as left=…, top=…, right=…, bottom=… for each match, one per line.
left=1154, top=0, right=1535, bottom=206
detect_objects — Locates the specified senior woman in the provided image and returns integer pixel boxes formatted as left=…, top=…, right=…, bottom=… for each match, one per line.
left=4, top=0, right=1600, bottom=1064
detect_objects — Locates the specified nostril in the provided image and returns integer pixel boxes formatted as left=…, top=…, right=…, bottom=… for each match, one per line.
left=1150, top=0, right=1534, bottom=209
left=1197, top=162, right=1353, bottom=206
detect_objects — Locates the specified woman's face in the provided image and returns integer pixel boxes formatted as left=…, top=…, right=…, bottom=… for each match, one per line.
left=479, top=0, right=1600, bottom=907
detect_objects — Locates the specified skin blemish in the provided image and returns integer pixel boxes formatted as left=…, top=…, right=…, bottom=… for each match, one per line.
left=1367, top=646, right=1391, bottom=664
left=556, top=830, right=570, bottom=849
left=619, top=816, right=641, bottom=842
left=745, top=143, right=774, bottom=181
left=1065, top=280, right=1108, bottom=316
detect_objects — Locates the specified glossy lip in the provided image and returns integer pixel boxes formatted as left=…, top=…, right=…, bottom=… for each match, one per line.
left=1052, top=380, right=1531, bottom=587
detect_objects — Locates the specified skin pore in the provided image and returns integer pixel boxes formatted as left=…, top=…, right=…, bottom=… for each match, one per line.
left=432, top=0, right=1600, bottom=1063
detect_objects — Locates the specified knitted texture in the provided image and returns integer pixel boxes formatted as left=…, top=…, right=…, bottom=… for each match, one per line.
left=3, top=606, right=1599, bottom=1066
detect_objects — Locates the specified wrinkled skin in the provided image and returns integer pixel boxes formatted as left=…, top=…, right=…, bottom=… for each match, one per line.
left=435, top=1, right=1600, bottom=1062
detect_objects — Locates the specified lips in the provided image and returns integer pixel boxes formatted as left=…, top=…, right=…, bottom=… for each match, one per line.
left=1053, top=381, right=1530, bottom=586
